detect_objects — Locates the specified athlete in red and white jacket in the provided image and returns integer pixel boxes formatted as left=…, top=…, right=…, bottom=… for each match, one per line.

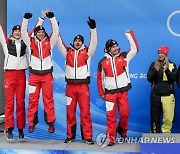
left=97, top=30, right=138, bottom=146
left=56, top=17, right=97, bottom=144
left=0, top=24, right=28, bottom=141
left=21, top=12, right=59, bottom=134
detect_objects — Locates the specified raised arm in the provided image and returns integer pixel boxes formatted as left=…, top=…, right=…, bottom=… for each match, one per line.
left=0, top=25, right=8, bottom=55
left=30, top=9, right=49, bottom=37
left=30, top=18, right=44, bottom=37
left=56, top=33, right=68, bottom=58
left=46, top=12, right=59, bottom=49
left=21, top=13, right=32, bottom=48
left=38, top=9, right=50, bottom=25
left=56, top=22, right=68, bottom=58
left=87, top=17, right=98, bottom=56
left=124, top=30, right=139, bottom=62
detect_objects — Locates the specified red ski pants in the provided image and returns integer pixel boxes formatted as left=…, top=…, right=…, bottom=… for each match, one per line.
left=4, top=70, right=26, bottom=130
left=28, top=73, right=56, bottom=126
left=65, top=83, right=93, bottom=140
left=105, top=91, right=129, bottom=142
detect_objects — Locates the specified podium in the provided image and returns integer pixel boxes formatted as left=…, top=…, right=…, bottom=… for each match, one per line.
left=0, top=133, right=180, bottom=154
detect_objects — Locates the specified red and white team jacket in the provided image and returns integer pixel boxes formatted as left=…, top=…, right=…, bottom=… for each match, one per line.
left=0, top=25, right=28, bottom=70
left=21, top=17, right=59, bottom=74
left=56, top=28, right=98, bottom=83
left=97, top=30, right=138, bottom=96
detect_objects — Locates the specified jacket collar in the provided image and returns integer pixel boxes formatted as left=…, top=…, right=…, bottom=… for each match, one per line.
left=105, top=52, right=120, bottom=58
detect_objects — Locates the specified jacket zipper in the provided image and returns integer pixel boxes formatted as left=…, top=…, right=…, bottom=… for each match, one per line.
left=16, top=40, right=21, bottom=69
left=111, top=57, right=118, bottom=89
left=74, top=50, right=77, bottom=80
left=38, top=41, right=43, bottom=71
left=123, top=66, right=128, bottom=78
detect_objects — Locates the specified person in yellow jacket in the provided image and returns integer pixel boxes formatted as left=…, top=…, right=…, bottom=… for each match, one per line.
left=147, top=46, right=177, bottom=133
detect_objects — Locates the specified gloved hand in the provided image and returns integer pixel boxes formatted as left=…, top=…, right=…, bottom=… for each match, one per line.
left=87, top=17, right=96, bottom=29
left=24, top=13, right=32, bottom=19
left=46, top=12, right=54, bottom=18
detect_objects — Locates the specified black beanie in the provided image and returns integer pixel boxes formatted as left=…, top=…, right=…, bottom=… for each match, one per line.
left=12, top=25, right=21, bottom=34
left=105, top=39, right=118, bottom=52
left=73, top=35, right=84, bottom=44
left=34, top=26, right=45, bottom=35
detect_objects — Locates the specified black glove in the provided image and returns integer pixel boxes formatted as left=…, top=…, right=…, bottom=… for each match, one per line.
left=87, top=17, right=96, bottom=29
left=24, top=13, right=32, bottom=19
left=46, top=12, right=54, bottom=18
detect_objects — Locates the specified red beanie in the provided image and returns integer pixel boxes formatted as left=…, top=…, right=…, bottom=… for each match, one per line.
left=158, top=46, right=169, bottom=56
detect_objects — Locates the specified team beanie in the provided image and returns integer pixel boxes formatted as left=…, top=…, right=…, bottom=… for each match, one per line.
left=34, top=26, right=45, bottom=35
left=12, top=25, right=21, bottom=34
left=105, top=39, right=118, bottom=52
left=73, top=35, right=84, bottom=44
left=158, top=46, right=169, bottom=56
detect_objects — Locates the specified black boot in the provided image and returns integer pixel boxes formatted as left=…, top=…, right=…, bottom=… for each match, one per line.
left=18, top=129, right=24, bottom=141
left=83, top=138, right=94, bottom=145
left=64, top=137, right=75, bottom=143
left=7, top=128, right=14, bottom=141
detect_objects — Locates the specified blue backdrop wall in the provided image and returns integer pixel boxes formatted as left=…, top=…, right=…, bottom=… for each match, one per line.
left=7, top=0, right=180, bottom=140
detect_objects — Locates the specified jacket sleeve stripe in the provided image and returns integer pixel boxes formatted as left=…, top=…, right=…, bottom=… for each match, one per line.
left=125, top=30, right=139, bottom=62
